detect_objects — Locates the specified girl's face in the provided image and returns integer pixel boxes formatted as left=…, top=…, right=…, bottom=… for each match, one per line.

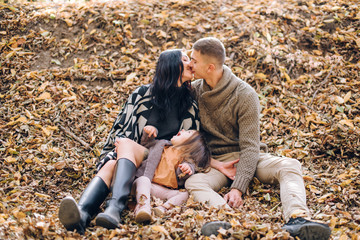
left=177, top=52, right=193, bottom=87
left=171, top=129, right=196, bottom=146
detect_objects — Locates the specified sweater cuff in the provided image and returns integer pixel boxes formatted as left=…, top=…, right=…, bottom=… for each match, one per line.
left=231, top=176, right=250, bottom=194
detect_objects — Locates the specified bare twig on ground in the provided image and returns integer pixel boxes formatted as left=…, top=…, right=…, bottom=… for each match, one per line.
left=58, top=125, right=91, bottom=150
left=310, top=65, right=335, bottom=106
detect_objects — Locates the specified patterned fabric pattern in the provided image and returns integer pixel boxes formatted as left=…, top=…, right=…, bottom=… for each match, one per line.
left=96, top=84, right=200, bottom=171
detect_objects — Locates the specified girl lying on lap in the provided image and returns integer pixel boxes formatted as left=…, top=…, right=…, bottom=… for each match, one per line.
left=125, top=125, right=211, bottom=223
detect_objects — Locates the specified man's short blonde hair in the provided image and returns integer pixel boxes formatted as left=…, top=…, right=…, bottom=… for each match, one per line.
left=193, top=37, right=225, bottom=67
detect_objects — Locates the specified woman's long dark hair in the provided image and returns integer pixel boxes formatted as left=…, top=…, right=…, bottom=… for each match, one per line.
left=151, top=49, right=193, bottom=120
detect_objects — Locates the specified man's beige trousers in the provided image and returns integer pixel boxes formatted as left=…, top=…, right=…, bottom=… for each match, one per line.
left=185, top=152, right=310, bottom=222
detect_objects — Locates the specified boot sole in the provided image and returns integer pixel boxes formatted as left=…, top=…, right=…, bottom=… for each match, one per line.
left=153, top=207, right=165, bottom=217
left=135, top=210, right=152, bottom=223
left=96, top=213, right=119, bottom=229
left=297, top=223, right=331, bottom=240
left=58, top=196, right=81, bottom=231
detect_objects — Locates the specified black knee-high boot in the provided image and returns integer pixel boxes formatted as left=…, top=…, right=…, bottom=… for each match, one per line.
left=59, top=176, right=110, bottom=234
left=96, top=158, right=136, bottom=229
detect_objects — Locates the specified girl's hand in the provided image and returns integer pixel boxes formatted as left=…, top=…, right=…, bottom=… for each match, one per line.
left=179, top=163, right=193, bottom=175
left=144, top=125, right=158, bottom=138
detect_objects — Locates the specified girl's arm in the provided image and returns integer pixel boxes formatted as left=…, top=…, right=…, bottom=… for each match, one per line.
left=140, top=125, right=158, bottom=148
left=178, top=162, right=193, bottom=175
left=176, top=162, right=196, bottom=187
left=136, top=139, right=171, bottom=180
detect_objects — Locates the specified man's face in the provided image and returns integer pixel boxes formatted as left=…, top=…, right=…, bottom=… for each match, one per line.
left=190, top=50, right=208, bottom=80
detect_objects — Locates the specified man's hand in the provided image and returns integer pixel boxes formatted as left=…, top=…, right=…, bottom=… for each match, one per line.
left=144, top=125, right=158, bottom=138
left=179, top=163, right=193, bottom=175
left=224, top=188, right=243, bottom=208
left=211, top=158, right=239, bottom=180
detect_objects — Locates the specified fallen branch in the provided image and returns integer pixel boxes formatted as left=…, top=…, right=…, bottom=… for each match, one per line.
left=284, top=92, right=333, bottom=124
left=58, top=125, right=91, bottom=150
left=310, top=65, right=335, bottom=106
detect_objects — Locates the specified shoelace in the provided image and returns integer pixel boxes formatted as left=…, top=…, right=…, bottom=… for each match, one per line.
left=287, top=217, right=308, bottom=225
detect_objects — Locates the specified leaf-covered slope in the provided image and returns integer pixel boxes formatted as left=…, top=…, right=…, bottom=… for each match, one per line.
left=0, top=0, right=359, bottom=239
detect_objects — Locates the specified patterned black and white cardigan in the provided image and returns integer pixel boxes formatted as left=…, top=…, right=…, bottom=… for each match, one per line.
left=97, top=84, right=200, bottom=171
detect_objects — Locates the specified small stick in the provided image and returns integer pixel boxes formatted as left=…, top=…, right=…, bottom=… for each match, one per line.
left=58, top=125, right=91, bottom=150
left=310, top=65, right=334, bottom=106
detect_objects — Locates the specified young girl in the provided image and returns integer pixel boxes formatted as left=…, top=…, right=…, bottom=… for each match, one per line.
left=119, top=125, right=211, bottom=223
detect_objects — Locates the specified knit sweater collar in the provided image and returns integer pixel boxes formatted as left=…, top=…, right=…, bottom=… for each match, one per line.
left=199, top=65, right=238, bottom=109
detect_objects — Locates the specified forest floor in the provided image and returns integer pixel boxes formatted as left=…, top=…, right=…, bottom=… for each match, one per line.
left=0, top=0, right=359, bottom=239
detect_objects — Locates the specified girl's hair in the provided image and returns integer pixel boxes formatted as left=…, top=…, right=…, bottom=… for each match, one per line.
left=150, top=49, right=193, bottom=121
left=174, top=131, right=211, bottom=172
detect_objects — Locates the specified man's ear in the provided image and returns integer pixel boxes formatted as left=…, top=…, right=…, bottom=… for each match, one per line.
left=207, top=63, right=216, bottom=72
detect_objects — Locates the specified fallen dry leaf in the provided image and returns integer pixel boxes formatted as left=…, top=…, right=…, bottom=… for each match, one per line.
left=1, top=0, right=359, bottom=239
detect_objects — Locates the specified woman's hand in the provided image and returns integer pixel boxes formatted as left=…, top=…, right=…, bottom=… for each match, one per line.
left=211, top=158, right=239, bottom=180
left=179, top=163, right=193, bottom=175
left=144, top=125, right=158, bottom=138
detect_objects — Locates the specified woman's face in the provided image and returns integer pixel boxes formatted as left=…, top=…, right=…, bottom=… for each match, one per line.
left=177, top=52, right=193, bottom=87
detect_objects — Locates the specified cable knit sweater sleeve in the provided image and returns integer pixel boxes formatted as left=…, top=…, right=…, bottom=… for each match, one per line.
left=231, top=87, right=260, bottom=193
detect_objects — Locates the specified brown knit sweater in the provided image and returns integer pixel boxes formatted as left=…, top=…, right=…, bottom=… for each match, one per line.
left=192, top=65, right=260, bottom=193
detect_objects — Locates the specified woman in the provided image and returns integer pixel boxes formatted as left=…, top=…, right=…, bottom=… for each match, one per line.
left=58, top=49, right=199, bottom=234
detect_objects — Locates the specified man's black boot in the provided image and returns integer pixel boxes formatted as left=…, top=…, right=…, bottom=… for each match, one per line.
left=59, top=176, right=110, bottom=234
left=96, top=158, right=136, bottom=229
left=282, top=217, right=331, bottom=240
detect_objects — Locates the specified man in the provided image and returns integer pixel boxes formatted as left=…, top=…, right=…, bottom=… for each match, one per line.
left=186, top=37, right=331, bottom=240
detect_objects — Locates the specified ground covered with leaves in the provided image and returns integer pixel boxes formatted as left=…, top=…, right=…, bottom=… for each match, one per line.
left=1, top=0, right=360, bottom=239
